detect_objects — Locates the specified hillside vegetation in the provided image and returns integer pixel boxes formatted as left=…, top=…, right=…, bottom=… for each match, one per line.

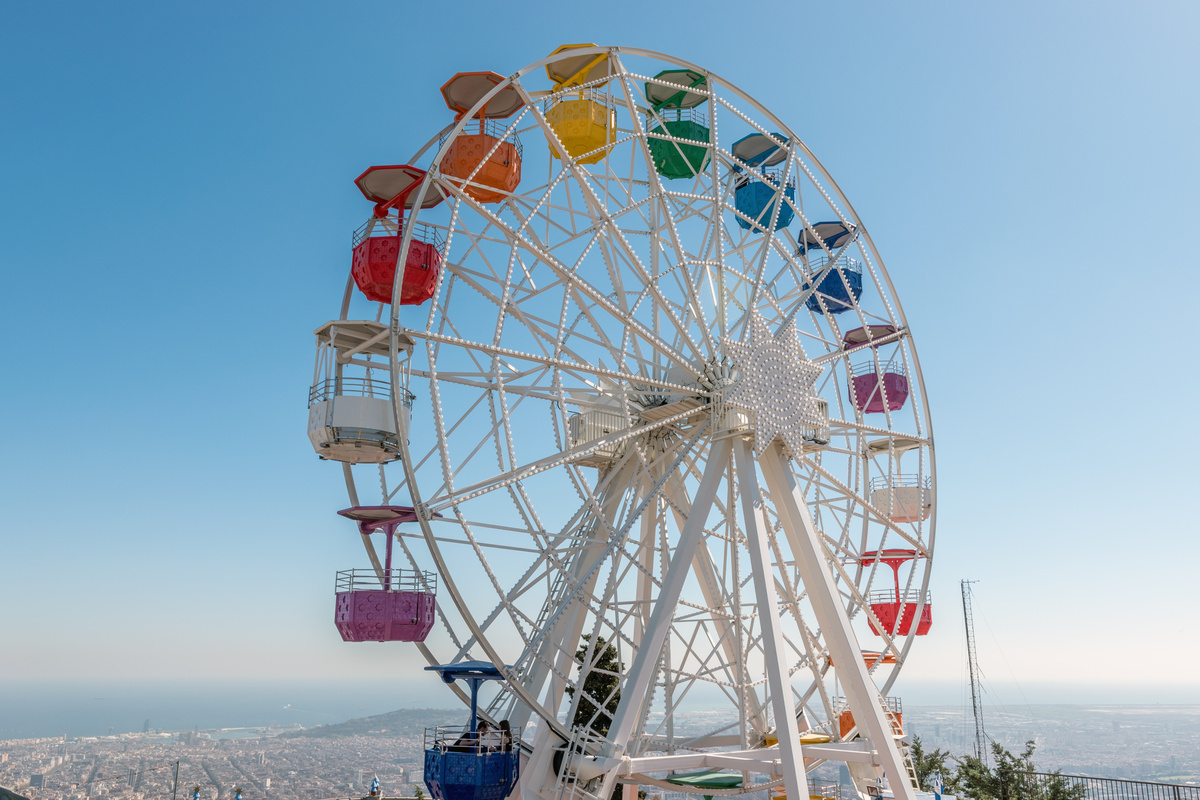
left=278, top=708, right=460, bottom=739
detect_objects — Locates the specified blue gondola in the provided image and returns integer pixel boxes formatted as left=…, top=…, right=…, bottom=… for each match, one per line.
left=423, top=662, right=521, bottom=800
left=802, top=256, right=863, bottom=315
left=732, top=132, right=794, bottom=232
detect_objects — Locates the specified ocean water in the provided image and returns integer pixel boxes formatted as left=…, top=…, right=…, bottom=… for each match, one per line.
left=0, top=680, right=426, bottom=740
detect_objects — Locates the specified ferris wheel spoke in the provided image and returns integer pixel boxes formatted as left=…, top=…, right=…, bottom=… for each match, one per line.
left=516, top=80, right=709, bottom=368
left=610, top=57, right=717, bottom=355
left=406, top=327, right=703, bottom=399
left=579, top=235, right=661, bottom=372
left=466, top=192, right=701, bottom=375
left=397, top=527, right=549, bottom=557
left=422, top=382, right=541, bottom=504
left=428, top=281, right=494, bottom=379
left=589, top=204, right=708, bottom=368
left=544, top=425, right=713, bottom=643
left=409, top=367, right=578, bottom=409
left=782, top=592, right=840, bottom=730
left=392, top=532, right=468, bottom=653
left=427, top=401, right=704, bottom=514
left=826, top=415, right=930, bottom=444
left=743, top=167, right=798, bottom=321
left=797, top=456, right=929, bottom=553
left=508, top=456, right=649, bottom=729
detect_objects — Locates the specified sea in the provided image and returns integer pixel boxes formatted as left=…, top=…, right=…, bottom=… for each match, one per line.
left=0, top=680, right=426, bottom=740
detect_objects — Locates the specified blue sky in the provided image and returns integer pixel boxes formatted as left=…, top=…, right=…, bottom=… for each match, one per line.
left=2, top=0, right=1198, bottom=707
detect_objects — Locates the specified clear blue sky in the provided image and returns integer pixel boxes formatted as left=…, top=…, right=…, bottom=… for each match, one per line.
left=2, top=1, right=1197, bottom=706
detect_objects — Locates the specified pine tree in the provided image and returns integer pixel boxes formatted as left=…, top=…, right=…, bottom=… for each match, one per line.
left=949, top=741, right=1085, bottom=800
left=565, top=635, right=622, bottom=737
left=563, top=635, right=644, bottom=800
left=911, top=736, right=952, bottom=791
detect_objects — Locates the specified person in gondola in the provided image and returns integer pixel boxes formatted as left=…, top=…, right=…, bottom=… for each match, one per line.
left=479, top=719, right=504, bottom=751
left=498, top=719, right=513, bottom=751
left=452, top=721, right=488, bottom=752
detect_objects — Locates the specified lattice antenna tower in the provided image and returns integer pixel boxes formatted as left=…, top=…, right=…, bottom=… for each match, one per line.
left=961, top=579, right=988, bottom=765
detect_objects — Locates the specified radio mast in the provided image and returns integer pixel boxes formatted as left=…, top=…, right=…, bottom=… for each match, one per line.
left=961, top=579, right=987, bottom=764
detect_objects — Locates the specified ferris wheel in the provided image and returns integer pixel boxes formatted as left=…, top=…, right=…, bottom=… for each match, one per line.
left=307, top=45, right=935, bottom=800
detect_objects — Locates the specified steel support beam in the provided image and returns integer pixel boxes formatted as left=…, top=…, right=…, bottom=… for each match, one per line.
left=758, top=441, right=915, bottom=800
left=732, top=438, right=806, bottom=800
left=600, top=438, right=732, bottom=762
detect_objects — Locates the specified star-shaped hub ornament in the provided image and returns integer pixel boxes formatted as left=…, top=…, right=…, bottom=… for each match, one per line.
left=724, top=312, right=825, bottom=457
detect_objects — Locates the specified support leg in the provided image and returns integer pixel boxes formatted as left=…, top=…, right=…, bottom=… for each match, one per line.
left=732, top=437, right=807, bottom=800
left=758, top=441, right=915, bottom=800
left=600, top=438, right=732, bottom=768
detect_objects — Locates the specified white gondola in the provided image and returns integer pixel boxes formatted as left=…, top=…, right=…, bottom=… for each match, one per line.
left=307, top=321, right=414, bottom=464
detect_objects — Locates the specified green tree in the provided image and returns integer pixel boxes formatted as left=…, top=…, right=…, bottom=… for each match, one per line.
left=950, top=741, right=1085, bottom=800
left=563, top=636, right=644, bottom=800
left=911, top=736, right=952, bottom=791
left=414, top=789, right=426, bottom=800
left=564, top=634, right=622, bottom=737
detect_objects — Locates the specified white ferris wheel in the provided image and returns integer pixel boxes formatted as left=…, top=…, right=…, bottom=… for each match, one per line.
left=307, top=45, right=936, bottom=800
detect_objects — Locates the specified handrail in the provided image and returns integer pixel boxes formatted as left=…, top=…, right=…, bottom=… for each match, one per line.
left=308, top=377, right=416, bottom=407
left=567, top=409, right=629, bottom=447
left=335, top=568, right=437, bottom=594
left=734, top=165, right=796, bottom=189
left=809, top=254, right=863, bottom=276
left=849, top=360, right=908, bottom=379
left=834, top=695, right=902, bottom=714
left=867, top=590, right=931, bottom=605
left=805, top=778, right=843, bottom=800
left=353, top=220, right=445, bottom=251
left=647, top=106, right=709, bottom=127
left=424, top=724, right=522, bottom=754
left=1020, top=772, right=1200, bottom=800
left=440, top=120, right=525, bottom=157
left=869, top=474, right=931, bottom=491
left=544, top=88, right=613, bottom=107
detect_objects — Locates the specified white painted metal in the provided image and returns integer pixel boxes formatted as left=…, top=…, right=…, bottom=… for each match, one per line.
left=759, top=440, right=916, bottom=800
left=732, top=437, right=807, bottom=800
left=601, top=436, right=730, bottom=758
left=315, top=44, right=936, bottom=800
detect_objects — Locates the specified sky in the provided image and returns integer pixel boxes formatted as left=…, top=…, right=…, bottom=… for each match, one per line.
left=2, top=0, right=1199, bottom=711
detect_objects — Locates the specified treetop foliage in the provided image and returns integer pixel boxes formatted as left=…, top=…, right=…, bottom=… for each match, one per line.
left=911, top=737, right=1085, bottom=800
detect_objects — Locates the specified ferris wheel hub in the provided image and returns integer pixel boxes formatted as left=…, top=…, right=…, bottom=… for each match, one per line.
left=720, top=312, right=827, bottom=454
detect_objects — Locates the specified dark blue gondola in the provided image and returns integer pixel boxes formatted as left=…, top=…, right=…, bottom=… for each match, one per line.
left=798, top=221, right=861, bottom=314
left=423, top=661, right=521, bottom=800
left=732, top=132, right=794, bottom=232
left=802, top=257, right=862, bottom=314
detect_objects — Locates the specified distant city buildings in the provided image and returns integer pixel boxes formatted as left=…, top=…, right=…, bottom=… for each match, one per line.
left=0, top=707, right=1196, bottom=799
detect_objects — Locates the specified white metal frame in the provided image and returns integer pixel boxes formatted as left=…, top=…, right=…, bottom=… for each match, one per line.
left=321, top=45, right=936, bottom=800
